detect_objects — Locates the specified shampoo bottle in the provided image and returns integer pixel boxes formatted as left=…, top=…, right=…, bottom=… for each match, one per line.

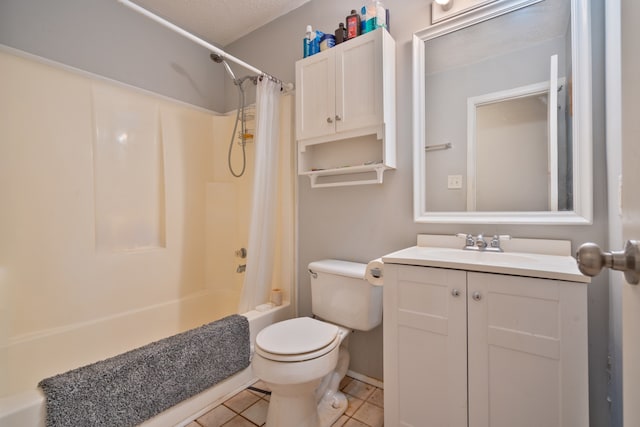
left=311, top=30, right=324, bottom=55
left=303, top=25, right=314, bottom=57
left=335, top=22, right=346, bottom=44
left=346, top=9, right=361, bottom=40
left=361, top=0, right=377, bottom=33
left=375, top=1, right=387, bottom=30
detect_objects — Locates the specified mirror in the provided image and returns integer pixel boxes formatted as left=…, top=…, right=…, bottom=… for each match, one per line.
left=413, top=0, right=592, bottom=224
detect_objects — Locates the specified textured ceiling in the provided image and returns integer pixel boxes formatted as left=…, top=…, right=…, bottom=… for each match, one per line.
left=131, top=0, right=311, bottom=47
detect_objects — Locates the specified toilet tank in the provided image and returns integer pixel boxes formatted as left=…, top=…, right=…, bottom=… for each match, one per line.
left=308, top=259, right=383, bottom=331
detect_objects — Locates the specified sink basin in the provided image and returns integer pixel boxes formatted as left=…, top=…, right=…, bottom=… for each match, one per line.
left=421, top=248, right=539, bottom=265
left=381, top=235, right=590, bottom=283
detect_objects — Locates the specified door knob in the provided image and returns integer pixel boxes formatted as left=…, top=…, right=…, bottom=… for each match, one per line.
left=576, top=240, right=640, bottom=284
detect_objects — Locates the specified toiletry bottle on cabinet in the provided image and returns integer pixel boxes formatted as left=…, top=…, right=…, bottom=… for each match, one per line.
left=346, top=9, right=361, bottom=40
left=303, top=25, right=314, bottom=57
left=375, top=1, right=387, bottom=29
left=361, top=0, right=377, bottom=33
left=335, top=23, right=346, bottom=44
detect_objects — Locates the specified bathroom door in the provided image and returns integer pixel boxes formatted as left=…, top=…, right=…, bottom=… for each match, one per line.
left=621, top=0, right=640, bottom=424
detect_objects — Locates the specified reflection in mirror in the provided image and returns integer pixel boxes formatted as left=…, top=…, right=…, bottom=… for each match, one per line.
left=475, top=93, right=553, bottom=211
left=469, top=75, right=570, bottom=212
left=413, top=0, right=592, bottom=224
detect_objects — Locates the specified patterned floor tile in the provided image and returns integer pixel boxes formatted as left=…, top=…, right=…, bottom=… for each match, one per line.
left=220, top=415, right=257, bottom=427
left=190, top=376, right=384, bottom=427
left=197, top=405, right=236, bottom=427
left=343, top=380, right=376, bottom=401
left=352, top=401, right=384, bottom=427
left=367, top=388, right=384, bottom=407
left=241, top=399, right=269, bottom=426
left=223, top=390, right=261, bottom=414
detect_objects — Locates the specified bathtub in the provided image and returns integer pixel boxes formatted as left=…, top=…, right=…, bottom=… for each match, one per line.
left=0, top=294, right=293, bottom=427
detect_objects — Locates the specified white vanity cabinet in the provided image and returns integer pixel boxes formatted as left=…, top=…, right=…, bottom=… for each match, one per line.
left=295, top=28, right=396, bottom=187
left=383, top=263, right=589, bottom=427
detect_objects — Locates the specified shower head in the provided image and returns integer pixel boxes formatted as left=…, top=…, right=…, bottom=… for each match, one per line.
left=210, top=53, right=237, bottom=83
left=210, top=53, right=224, bottom=63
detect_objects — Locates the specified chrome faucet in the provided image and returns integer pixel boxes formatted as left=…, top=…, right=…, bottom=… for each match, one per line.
left=475, top=234, right=488, bottom=249
left=456, top=233, right=511, bottom=252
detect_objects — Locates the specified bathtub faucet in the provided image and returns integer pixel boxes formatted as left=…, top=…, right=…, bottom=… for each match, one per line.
left=236, top=264, right=246, bottom=273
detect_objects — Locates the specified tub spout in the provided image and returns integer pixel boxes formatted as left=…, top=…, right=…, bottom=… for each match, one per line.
left=236, top=264, right=246, bottom=273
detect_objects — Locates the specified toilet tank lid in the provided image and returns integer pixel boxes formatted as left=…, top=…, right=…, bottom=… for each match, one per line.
left=308, top=259, right=366, bottom=279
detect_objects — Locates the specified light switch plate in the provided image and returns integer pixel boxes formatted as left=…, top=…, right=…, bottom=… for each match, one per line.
left=448, top=175, right=463, bottom=189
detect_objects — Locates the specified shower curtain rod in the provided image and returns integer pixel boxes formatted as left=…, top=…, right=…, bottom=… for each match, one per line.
left=117, top=0, right=289, bottom=86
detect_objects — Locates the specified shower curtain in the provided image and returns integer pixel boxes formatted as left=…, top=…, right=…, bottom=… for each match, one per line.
left=238, top=77, right=282, bottom=313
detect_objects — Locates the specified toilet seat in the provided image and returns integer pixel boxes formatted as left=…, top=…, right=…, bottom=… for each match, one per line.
left=255, top=317, right=341, bottom=362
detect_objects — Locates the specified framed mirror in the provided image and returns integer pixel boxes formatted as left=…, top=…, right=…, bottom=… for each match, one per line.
left=413, top=0, right=592, bottom=224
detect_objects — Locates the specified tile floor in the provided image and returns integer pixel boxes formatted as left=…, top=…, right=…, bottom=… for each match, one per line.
left=186, top=376, right=384, bottom=427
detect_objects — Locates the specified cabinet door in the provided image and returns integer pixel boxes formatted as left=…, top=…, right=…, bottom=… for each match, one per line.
left=295, top=52, right=335, bottom=140
left=467, top=272, right=588, bottom=427
left=335, top=30, right=382, bottom=133
left=384, top=264, right=468, bottom=427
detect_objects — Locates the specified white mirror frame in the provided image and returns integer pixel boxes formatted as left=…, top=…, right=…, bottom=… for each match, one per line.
left=413, top=0, right=593, bottom=224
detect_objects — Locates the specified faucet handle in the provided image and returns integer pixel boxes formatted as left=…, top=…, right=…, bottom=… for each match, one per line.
left=490, top=234, right=511, bottom=248
left=456, top=233, right=475, bottom=247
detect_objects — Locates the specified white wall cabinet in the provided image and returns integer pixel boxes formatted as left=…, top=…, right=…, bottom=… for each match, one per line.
left=295, top=28, right=396, bottom=187
left=383, top=264, right=589, bottom=427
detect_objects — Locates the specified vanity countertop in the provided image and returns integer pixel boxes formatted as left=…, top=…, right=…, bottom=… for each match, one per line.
left=382, top=235, right=590, bottom=283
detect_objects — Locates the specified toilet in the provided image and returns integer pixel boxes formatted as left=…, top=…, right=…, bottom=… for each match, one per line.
left=252, top=259, right=383, bottom=427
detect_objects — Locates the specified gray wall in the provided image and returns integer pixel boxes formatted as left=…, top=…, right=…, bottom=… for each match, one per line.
left=227, top=0, right=610, bottom=425
left=0, top=0, right=612, bottom=425
left=0, top=0, right=225, bottom=112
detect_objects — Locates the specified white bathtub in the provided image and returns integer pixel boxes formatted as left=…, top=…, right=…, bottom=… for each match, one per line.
left=0, top=297, right=293, bottom=427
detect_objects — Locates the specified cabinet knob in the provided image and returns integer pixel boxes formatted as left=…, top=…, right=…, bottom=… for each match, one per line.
left=326, top=117, right=333, bottom=123
left=451, top=288, right=460, bottom=297
left=335, top=115, right=342, bottom=121
left=472, top=291, right=482, bottom=301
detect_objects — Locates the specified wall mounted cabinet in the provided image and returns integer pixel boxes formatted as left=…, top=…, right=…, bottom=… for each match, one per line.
left=383, top=263, right=589, bottom=427
left=295, top=28, right=396, bottom=188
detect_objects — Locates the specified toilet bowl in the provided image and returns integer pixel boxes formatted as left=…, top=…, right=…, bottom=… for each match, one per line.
left=252, top=317, right=349, bottom=427
left=251, top=259, right=383, bottom=427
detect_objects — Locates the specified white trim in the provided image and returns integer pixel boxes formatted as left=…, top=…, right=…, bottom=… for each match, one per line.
left=417, top=0, right=543, bottom=41
left=412, top=0, right=593, bottom=225
left=604, top=0, right=623, bottom=424
left=549, top=54, right=559, bottom=211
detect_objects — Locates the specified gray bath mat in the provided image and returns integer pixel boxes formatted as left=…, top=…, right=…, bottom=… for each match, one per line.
left=38, top=314, right=250, bottom=427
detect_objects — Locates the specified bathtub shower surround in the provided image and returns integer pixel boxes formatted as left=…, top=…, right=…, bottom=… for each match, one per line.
left=0, top=46, right=295, bottom=425
left=39, top=315, right=249, bottom=427
left=92, top=84, right=167, bottom=252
